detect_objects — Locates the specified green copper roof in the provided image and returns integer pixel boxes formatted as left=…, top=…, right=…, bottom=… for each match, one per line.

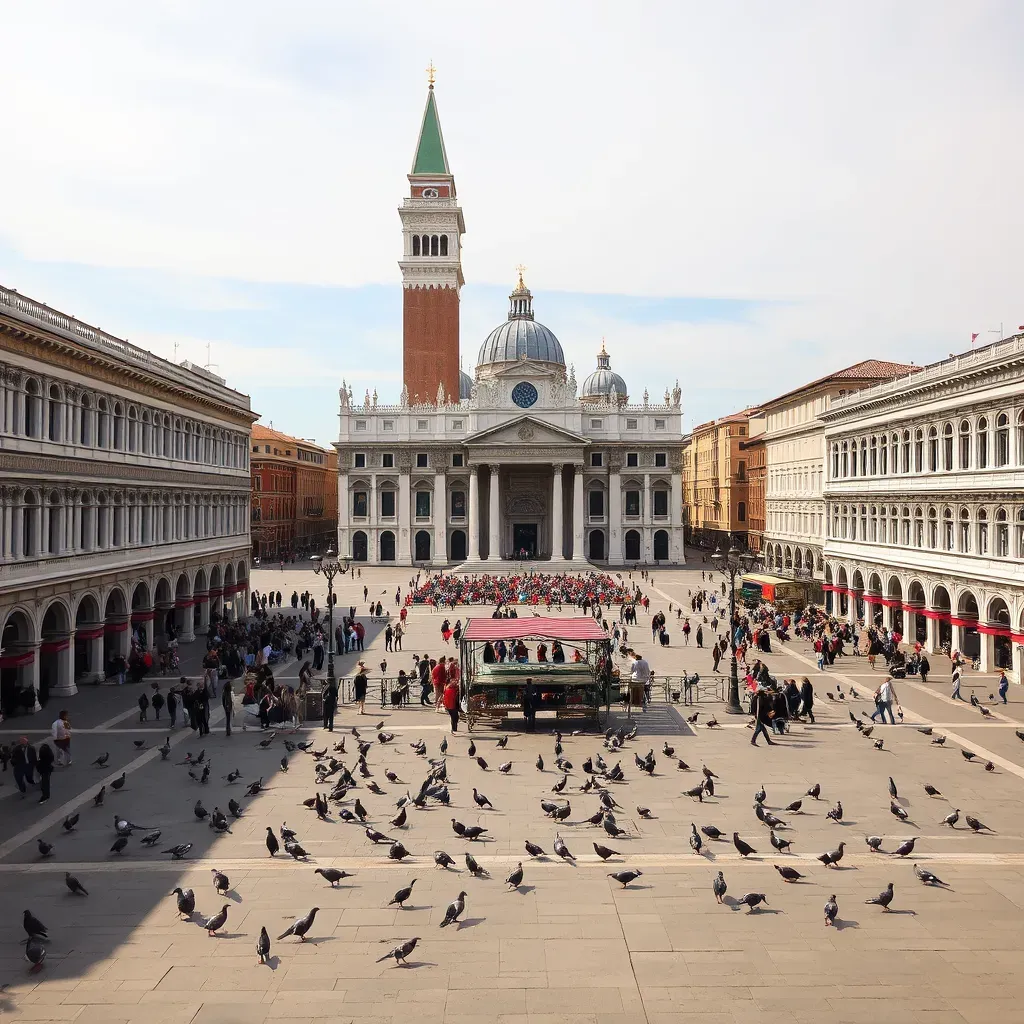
left=412, top=88, right=450, bottom=175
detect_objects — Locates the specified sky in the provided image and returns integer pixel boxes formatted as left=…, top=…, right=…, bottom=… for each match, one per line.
left=1, top=1, right=1022, bottom=445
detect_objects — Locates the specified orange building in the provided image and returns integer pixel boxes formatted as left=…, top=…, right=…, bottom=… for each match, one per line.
left=250, top=424, right=337, bottom=559
left=739, top=417, right=767, bottom=553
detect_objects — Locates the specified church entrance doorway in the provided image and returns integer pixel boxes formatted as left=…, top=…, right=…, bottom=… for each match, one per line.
left=513, top=523, right=538, bottom=559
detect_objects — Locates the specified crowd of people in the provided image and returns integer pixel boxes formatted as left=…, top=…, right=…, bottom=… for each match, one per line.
left=410, top=571, right=636, bottom=609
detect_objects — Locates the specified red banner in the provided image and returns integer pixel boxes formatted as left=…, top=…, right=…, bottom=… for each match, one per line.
left=977, top=623, right=1011, bottom=637
left=105, top=621, right=129, bottom=632
left=75, top=626, right=105, bottom=640
left=175, top=599, right=194, bottom=608
left=949, top=616, right=978, bottom=628
left=208, top=587, right=224, bottom=597
left=40, top=639, right=70, bottom=654
left=131, top=610, right=155, bottom=622
left=0, top=651, right=34, bottom=668
left=193, top=594, right=209, bottom=603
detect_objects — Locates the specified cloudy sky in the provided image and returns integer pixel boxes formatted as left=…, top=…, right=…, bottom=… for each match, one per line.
left=2, top=1, right=1022, bottom=443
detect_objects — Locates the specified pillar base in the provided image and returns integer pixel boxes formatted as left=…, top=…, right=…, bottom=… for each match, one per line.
left=50, top=681, right=79, bottom=698
left=178, top=631, right=196, bottom=644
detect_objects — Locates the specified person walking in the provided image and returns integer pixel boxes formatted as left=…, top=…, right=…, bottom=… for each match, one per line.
left=696, top=624, right=704, bottom=649
left=418, top=657, right=432, bottom=706
left=682, top=620, right=691, bottom=645
left=712, top=643, right=722, bottom=674
left=998, top=670, right=1009, bottom=704
left=222, top=681, right=234, bottom=737
left=432, top=656, right=448, bottom=712
left=202, top=648, right=220, bottom=700
left=870, top=676, right=899, bottom=724
left=11, top=737, right=37, bottom=796
left=443, top=674, right=460, bottom=734
left=950, top=655, right=964, bottom=700
left=51, top=710, right=72, bottom=766
left=919, top=653, right=930, bottom=683
left=196, top=681, right=211, bottom=737
left=151, top=685, right=164, bottom=720
left=750, top=686, right=775, bottom=746
left=354, top=661, right=368, bottom=716
left=799, top=677, right=815, bottom=724
left=322, top=677, right=338, bottom=732
left=36, top=741, right=55, bottom=804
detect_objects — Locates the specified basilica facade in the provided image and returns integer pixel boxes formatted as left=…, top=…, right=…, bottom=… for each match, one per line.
left=335, top=84, right=685, bottom=569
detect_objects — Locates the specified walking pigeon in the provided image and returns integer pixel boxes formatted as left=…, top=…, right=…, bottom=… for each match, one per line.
left=439, top=891, right=467, bottom=928
left=278, top=908, right=319, bottom=941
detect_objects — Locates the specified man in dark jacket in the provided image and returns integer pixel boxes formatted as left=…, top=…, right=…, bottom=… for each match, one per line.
left=750, top=688, right=775, bottom=746
left=322, top=678, right=338, bottom=732
left=799, top=677, right=815, bottom=723
left=11, top=736, right=38, bottom=795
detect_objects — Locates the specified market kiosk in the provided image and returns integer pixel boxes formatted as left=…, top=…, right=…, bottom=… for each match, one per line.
left=459, top=617, right=613, bottom=731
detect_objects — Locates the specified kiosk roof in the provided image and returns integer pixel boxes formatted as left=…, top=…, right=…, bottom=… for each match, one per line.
left=461, top=617, right=608, bottom=643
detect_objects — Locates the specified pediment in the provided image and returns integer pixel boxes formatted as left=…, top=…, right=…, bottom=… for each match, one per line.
left=464, top=415, right=589, bottom=447
left=481, top=360, right=563, bottom=380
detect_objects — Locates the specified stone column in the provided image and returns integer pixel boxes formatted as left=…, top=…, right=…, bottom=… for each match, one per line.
left=572, top=465, right=585, bottom=560
left=643, top=473, right=651, bottom=527
left=337, top=472, right=349, bottom=559
left=550, top=465, right=565, bottom=561
left=487, top=464, right=501, bottom=561
left=433, top=471, right=448, bottom=566
left=25, top=645, right=42, bottom=713
left=1, top=488, right=12, bottom=560
left=398, top=471, right=410, bottom=563
left=925, top=613, right=938, bottom=653
left=468, top=467, right=480, bottom=559
left=980, top=630, right=993, bottom=673
left=608, top=469, right=623, bottom=565
left=671, top=472, right=683, bottom=561
left=87, top=633, right=105, bottom=683
left=50, top=635, right=79, bottom=698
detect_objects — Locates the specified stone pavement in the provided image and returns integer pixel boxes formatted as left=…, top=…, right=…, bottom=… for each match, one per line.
left=2, top=560, right=1023, bottom=1024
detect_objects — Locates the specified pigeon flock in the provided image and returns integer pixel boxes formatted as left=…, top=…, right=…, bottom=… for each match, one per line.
left=13, top=686, right=1010, bottom=976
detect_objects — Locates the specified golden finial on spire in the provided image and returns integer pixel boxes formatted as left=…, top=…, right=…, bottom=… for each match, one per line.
left=599, top=336, right=607, bottom=355
left=426, top=60, right=436, bottom=87
left=515, top=263, right=527, bottom=290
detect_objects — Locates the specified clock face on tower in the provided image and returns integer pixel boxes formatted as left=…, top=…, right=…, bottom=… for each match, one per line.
left=422, top=187, right=439, bottom=198
left=512, top=381, right=539, bottom=408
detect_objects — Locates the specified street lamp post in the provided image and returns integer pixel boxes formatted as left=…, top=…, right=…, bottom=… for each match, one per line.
left=712, top=543, right=758, bottom=715
left=311, top=546, right=352, bottom=684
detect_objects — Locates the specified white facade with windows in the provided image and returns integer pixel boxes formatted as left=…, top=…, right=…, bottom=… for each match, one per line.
left=336, top=280, right=685, bottom=569
left=0, top=285, right=255, bottom=714
left=820, top=336, right=1024, bottom=681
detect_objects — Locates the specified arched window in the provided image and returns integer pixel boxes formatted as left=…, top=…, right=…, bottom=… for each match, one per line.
left=47, top=384, right=62, bottom=442
left=831, top=444, right=839, bottom=479
left=913, top=429, right=923, bottom=472
left=1017, top=509, right=1024, bottom=559
left=412, top=235, right=421, bottom=256
left=914, top=506, right=923, bottom=547
left=977, top=416, right=988, bottom=468
left=901, top=505, right=911, bottom=546
left=879, top=435, right=888, bottom=475
left=22, top=490, right=40, bottom=556
left=128, top=408, right=139, bottom=452
left=996, top=508, right=1009, bottom=556
left=420, top=234, right=429, bottom=255
left=1017, top=411, right=1024, bottom=466
left=80, top=394, right=92, bottom=446
left=959, top=419, right=971, bottom=469
left=850, top=440, right=857, bottom=477
left=959, top=508, right=971, bottom=553
left=174, top=419, right=184, bottom=460
left=995, top=413, right=1010, bottom=467
left=47, top=490, right=62, bottom=554
left=943, top=507, right=954, bottom=551
left=737, top=501, right=746, bottom=522
left=869, top=437, right=877, bottom=475
left=927, top=507, right=937, bottom=548
left=900, top=431, right=910, bottom=473
left=23, top=378, right=42, bottom=438
left=430, top=235, right=439, bottom=256
left=97, top=399, right=110, bottom=448
left=859, top=438, right=867, bottom=475
left=841, top=442, right=849, bottom=477
left=977, top=508, right=989, bottom=554
left=439, top=235, right=448, bottom=256
left=113, top=402, right=125, bottom=450
left=942, top=423, right=953, bottom=470
left=927, top=426, right=938, bottom=472
left=869, top=504, right=878, bottom=542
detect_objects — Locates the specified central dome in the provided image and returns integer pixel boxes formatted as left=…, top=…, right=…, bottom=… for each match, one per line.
left=477, top=272, right=565, bottom=368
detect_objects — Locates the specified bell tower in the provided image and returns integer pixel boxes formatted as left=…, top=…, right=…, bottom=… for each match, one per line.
left=398, top=65, right=465, bottom=405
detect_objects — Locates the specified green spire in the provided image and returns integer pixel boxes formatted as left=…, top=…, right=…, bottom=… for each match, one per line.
left=412, top=87, right=450, bottom=175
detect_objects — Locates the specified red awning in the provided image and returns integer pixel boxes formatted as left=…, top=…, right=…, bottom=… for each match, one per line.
left=461, top=617, right=609, bottom=643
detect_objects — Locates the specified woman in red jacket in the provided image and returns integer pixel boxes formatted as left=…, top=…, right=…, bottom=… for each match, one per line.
left=442, top=677, right=460, bottom=734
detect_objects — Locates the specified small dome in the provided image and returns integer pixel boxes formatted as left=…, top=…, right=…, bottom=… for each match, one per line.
left=581, top=340, right=627, bottom=402
left=459, top=369, right=473, bottom=400
left=477, top=271, right=565, bottom=368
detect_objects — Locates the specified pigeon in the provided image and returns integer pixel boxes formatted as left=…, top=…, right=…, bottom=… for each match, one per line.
left=593, top=843, right=619, bottom=860
left=25, top=937, right=46, bottom=972
left=824, top=894, right=839, bottom=926
left=818, top=842, right=846, bottom=867
left=391, top=807, right=408, bottom=829
left=703, top=777, right=715, bottom=798
left=498, top=762, right=513, bottom=774
left=733, top=833, right=756, bottom=857
left=224, top=769, right=242, bottom=783
left=551, top=775, right=568, bottom=794
left=465, top=853, right=487, bottom=877
left=278, top=908, right=319, bottom=941
left=865, top=883, right=895, bottom=911
left=536, top=755, right=544, bottom=771
left=874, top=739, right=884, bottom=750
left=462, top=825, right=489, bottom=841
left=689, top=824, right=703, bottom=854
left=171, top=887, right=195, bottom=918
left=961, top=749, right=976, bottom=762
left=554, top=834, right=574, bottom=861
left=194, top=800, right=209, bottom=821
left=467, top=740, right=477, bottom=757
left=316, top=867, right=355, bottom=889
left=604, top=817, right=627, bottom=838
left=506, top=862, right=524, bottom=891
left=915, top=864, right=949, bottom=886
left=23, top=910, right=47, bottom=940
left=932, top=735, right=946, bottom=746
left=636, top=805, right=653, bottom=819
left=754, top=784, right=766, bottom=805
left=941, top=809, right=960, bottom=828
left=923, top=784, right=941, bottom=797
left=712, top=871, right=727, bottom=903
left=496, top=735, right=509, bottom=748
left=866, top=836, right=883, bottom=853
left=65, top=872, right=88, bottom=896
left=476, top=757, right=489, bottom=771
left=202, top=905, right=230, bottom=935
left=738, top=892, right=768, bottom=912
left=367, top=828, right=393, bottom=844
left=769, top=830, right=792, bottom=853
left=684, top=785, right=705, bottom=802
left=110, top=836, right=129, bottom=855
left=825, top=801, right=843, bottom=823
left=965, top=815, right=992, bottom=832
left=985, top=761, right=996, bottom=772
left=608, top=869, right=643, bottom=888
left=388, top=842, right=410, bottom=861
left=774, top=864, right=803, bottom=883
left=389, top=880, right=417, bottom=907
left=256, top=926, right=271, bottom=965
left=266, top=828, right=280, bottom=857
left=473, top=788, right=493, bottom=809
left=92, top=753, right=109, bottom=767
left=893, top=838, right=916, bottom=857
left=211, top=869, right=230, bottom=894
left=759, top=808, right=786, bottom=829
left=285, top=841, right=310, bottom=860
left=353, top=799, right=368, bottom=822
left=37, top=839, right=54, bottom=858
left=93, top=786, right=106, bottom=807
left=280, top=823, right=299, bottom=842
left=434, top=850, right=456, bottom=869
left=890, top=802, right=909, bottom=822
left=439, top=891, right=467, bottom=928
left=917, top=725, right=933, bottom=736
left=525, top=840, right=545, bottom=858
left=686, top=711, right=699, bottom=724
left=376, top=936, right=420, bottom=965
left=705, top=716, right=720, bottom=728
left=62, top=814, right=79, bottom=832
left=888, top=777, right=898, bottom=800
left=246, top=778, right=264, bottom=796
left=111, top=772, right=126, bottom=790
left=701, top=825, right=725, bottom=841
left=784, top=799, right=803, bottom=813
left=807, top=783, right=821, bottom=800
